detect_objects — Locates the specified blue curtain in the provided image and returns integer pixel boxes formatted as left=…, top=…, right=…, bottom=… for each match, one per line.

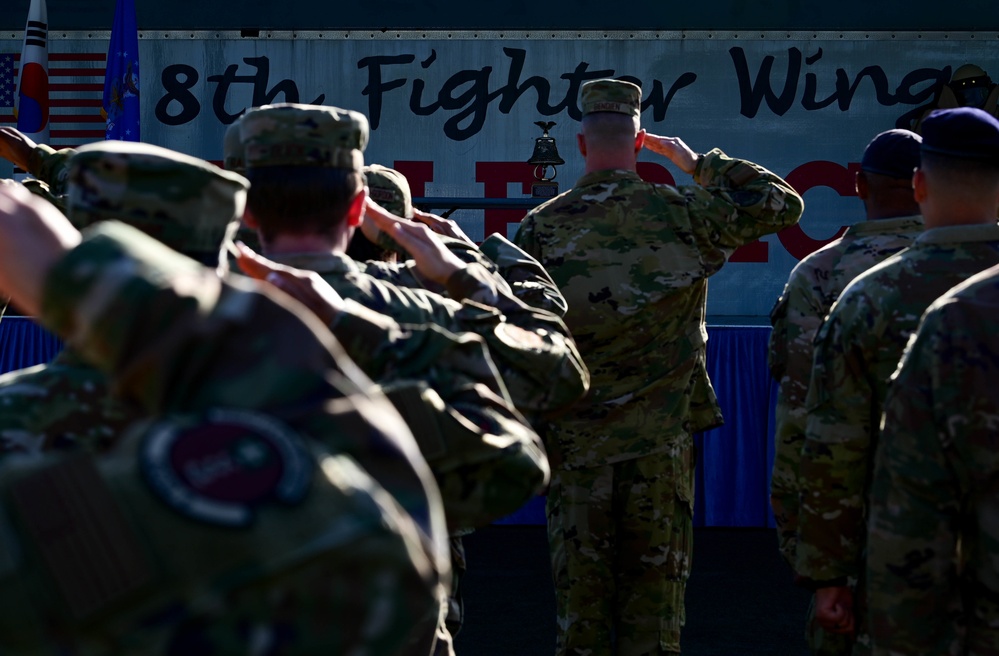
left=0, top=317, right=62, bottom=375
left=0, top=319, right=780, bottom=527
left=496, top=326, right=779, bottom=528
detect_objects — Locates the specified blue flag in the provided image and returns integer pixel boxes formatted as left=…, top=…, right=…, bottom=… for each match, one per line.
left=102, top=0, right=139, bottom=141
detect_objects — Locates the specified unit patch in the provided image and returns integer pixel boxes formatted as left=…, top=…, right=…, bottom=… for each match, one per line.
left=140, top=409, right=312, bottom=528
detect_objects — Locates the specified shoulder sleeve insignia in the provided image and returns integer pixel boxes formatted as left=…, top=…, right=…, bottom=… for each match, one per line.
left=140, top=409, right=313, bottom=528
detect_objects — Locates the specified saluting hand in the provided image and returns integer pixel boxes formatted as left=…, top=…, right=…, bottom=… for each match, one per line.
left=643, top=133, right=699, bottom=175
left=410, top=208, right=476, bottom=246
left=234, top=241, right=345, bottom=326
left=364, top=199, right=466, bottom=285
left=0, top=127, right=37, bottom=172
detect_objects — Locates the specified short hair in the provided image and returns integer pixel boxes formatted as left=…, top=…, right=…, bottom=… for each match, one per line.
left=920, top=151, right=999, bottom=193
left=581, top=112, right=640, bottom=151
left=245, top=166, right=363, bottom=244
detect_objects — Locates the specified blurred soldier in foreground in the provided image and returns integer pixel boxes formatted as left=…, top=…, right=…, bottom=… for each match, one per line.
left=0, top=142, right=248, bottom=457
left=514, top=78, right=804, bottom=655
left=237, top=103, right=557, bottom=654
left=798, top=107, right=999, bottom=651
left=768, top=130, right=923, bottom=654
left=0, top=181, right=447, bottom=654
left=867, top=261, right=999, bottom=655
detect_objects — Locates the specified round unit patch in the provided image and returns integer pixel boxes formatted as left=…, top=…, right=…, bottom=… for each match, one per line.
left=140, top=409, right=313, bottom=528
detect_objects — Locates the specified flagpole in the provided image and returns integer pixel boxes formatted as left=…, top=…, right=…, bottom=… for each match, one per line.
left=14, top=0, right=50, bottom=147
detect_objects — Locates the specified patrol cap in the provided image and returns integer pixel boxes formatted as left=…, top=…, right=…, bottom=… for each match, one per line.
left=222, top=120, right=245, bottom=174
left=364, top=164, right=413, bottom=218
left=66, top=141, right=249, bottom=256
left=920, top=107, right=999, bottom=163
left=239, top=103, right=368, bottom=170
left=580, top=79, right=642, bottom=118
left=860, top=129, right=922, bottom=179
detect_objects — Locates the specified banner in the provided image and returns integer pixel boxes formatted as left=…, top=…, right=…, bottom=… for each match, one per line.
left=0, top=30, right=993, bottom=316
left=13, top=0, right=49, bottom=144
left=103, top=0, right=140, bottom=141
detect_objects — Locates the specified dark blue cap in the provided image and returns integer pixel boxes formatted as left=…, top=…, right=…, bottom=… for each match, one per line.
left=921, top=108, right=999, bottom=162
left=861, top=129, right=922, bottom=179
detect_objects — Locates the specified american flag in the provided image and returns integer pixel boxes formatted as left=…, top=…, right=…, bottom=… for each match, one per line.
left=1, top=51, right=106, bottom=148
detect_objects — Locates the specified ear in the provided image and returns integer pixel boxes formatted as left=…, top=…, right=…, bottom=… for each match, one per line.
left=855, top=171, right=869, bottom=200
left=912, top=168, right=928, bottom=203
left=346, top=186, right=368, bottom=228
left=635, top=129, right=647, bottom=154
left=577, top=133, right=586, bottom=157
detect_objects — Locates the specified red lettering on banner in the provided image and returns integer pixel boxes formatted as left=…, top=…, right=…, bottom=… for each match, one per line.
left=388, top=159, right=859, bottom=263
left=476, top=162, right=536, bottom=237
left=780, top=161, right=860, bottom=260
left=393, top=160, right=434, bottom=197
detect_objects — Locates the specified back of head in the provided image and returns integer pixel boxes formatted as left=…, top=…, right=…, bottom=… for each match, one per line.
left=240, top=103, right=368, bottom=243
left=579, top=79, right=642, bottom=156
left=347, top=163, right=412, bottom=262
left=917, top=108, right=999, bottom=226
left=920, top=107, right=999, bottom=190
left=66, top=141, right=249, bottom=263
left=859, top=129, right=922, bottom=216
left=364, top=164, right=413, bottom=219
left=861, top=129, right=922, bottom=181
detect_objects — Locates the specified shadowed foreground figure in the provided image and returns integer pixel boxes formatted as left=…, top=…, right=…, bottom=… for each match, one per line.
left=797, top=107, right=999, bottom=653
left=868, top=261, right=999, bottom=655
left=0, top=179, right=448, bottom=655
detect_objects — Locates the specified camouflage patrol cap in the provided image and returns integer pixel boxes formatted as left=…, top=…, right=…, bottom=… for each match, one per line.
left=580, top=79, right=642, bottom=118
left=222, top=120, right=245, bottom=174
left=240, top=103, right=368, bottom=170
left=66, top=141, right=249, bottom=256
left=364, top=164, right=413, bottom=218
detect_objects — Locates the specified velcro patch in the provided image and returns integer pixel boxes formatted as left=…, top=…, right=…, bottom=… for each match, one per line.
left=11, top=455, right=152, bottom=620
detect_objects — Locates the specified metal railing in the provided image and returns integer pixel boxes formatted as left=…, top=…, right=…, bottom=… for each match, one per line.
left=413, top=197, right=546, bottom=218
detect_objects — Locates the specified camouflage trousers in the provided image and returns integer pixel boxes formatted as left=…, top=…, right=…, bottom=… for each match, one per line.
left=546, top=437, right=695, bottom=655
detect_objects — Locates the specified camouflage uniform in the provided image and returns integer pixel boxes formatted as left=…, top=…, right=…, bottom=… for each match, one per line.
left=357, top=163, right=577, bottom=647
left=769, top=215, right=923, bottom=567
left=0, top=349, right=138, bottom=457
left=240, top=105, right=559, bottom=655
left=0, top=141, right=248, bottom=465
left=798, top=222, right=999, bottom=653
left=769, top=128, right=924, bottom=656
left=0, top=219, right=449, bottom=655
left=867, top=263, right=999, bottom=656
left=514, top=79, right=804, bottom=655
left=240, top=103, right=554, bottom=528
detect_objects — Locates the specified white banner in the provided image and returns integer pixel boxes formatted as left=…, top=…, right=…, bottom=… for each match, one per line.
left=1, top=30, right=990, bottom=316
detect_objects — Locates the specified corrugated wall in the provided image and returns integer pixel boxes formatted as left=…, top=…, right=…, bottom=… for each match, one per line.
left=3, top=0, right=999, bottom=31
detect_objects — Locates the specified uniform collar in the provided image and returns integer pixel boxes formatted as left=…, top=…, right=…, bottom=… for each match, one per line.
left=915, top=222, right=999, bottom=245
left=575, top=169, right=643, bottom=187
left=843, top=215, right=923, bottom=237
left=265, top=251, right=360, bottom=274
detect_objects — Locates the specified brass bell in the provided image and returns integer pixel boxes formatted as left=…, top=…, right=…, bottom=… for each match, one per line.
left=527, top=121, right=565, bottom=183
